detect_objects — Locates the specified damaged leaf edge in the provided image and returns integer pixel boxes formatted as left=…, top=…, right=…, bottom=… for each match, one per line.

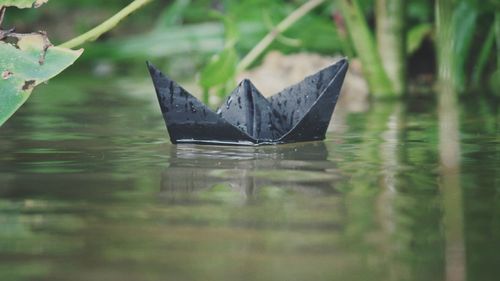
left=0, top=0, right=48, bottom=9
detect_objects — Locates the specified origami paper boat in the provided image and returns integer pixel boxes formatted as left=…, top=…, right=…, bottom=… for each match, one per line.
left=147, top=58, right=348, bottom=145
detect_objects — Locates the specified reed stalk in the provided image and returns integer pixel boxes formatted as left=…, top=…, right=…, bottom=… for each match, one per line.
left=375, top=0, right=406, bottom=96
left=339, top=0, right=395, bottom=98
left=435, top=0, right=457, bottom=90
left=496, top=13, right=500, bottom=69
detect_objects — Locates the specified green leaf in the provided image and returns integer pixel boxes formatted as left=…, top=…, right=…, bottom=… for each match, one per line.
left=99, top=22, right=227, bottom=60
left=452, top=0, right=478, bottom=92
left=199, top=47, right=238, bottom=90
left=0, top=34, right=82, bottom=126
left=153, top=0, right=191, bottom=31
left=222, top=16, right=239, bottom=46
left=465, top=0, right=500, bottom=13
left=0, top=0, right=48, bottom=9
left=407, top=23, right=432, bottom=54
left=471, top=24, right=495, bottom=88
left=208, top=11, right=239, bottom=46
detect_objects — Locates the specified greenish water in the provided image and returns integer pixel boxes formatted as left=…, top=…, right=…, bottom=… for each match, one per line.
left=0, top=76, right=499, bottom=281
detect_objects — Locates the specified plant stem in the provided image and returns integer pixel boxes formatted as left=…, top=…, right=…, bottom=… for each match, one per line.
left=496, top=12, right=500, bottom=69
left=237, top=0, right=324, bottom=72
left=0, top=6, right=5, bottom=26
left=59, top=0, right=153, bottom=49
left=376, top=0, right=406, bottom=96
left=339, top=0, right=394, bottom=98
left=435, top=0, right=457, bottom=89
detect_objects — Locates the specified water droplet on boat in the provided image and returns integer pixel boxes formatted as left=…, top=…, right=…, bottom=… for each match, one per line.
left=226, top=96, right=233, bottom=109
left=189, top=102, right=196, bottom=113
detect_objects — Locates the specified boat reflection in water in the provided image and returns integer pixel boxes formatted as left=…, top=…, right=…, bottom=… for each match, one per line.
left=159, top=141, right=341, bottom=203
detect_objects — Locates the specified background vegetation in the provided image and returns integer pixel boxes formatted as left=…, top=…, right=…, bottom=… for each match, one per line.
left=1, top=4, right=498, bottom=279
left=1, top=0, right=499, bottom=125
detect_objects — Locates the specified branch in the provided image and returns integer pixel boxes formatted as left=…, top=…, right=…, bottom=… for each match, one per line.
left=237, top=0, right=324, bottom=71
left=59, top=0, right=153, bottom=49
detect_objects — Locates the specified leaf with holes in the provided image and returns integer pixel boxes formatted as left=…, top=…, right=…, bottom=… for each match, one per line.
left=0, top=34, right=82, bottom=126
left=0, top=0, right=48, bottom=9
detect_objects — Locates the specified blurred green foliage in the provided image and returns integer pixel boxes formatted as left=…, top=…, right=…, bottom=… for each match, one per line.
left=87, top=0, right=341, bottom=62
left=1, top=0, right=499, bottom=116
left=434, top=0, right=499, bottom=95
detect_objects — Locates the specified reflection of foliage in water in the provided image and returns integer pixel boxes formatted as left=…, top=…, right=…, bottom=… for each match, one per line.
left=0, top=74, right=500, bottom=280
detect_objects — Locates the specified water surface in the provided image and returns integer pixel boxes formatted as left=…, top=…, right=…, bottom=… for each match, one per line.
left=0, top=76, right=499, bottom=281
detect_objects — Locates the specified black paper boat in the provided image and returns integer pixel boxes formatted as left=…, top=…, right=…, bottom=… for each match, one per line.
left=147, top=58, right=348, bottom=146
